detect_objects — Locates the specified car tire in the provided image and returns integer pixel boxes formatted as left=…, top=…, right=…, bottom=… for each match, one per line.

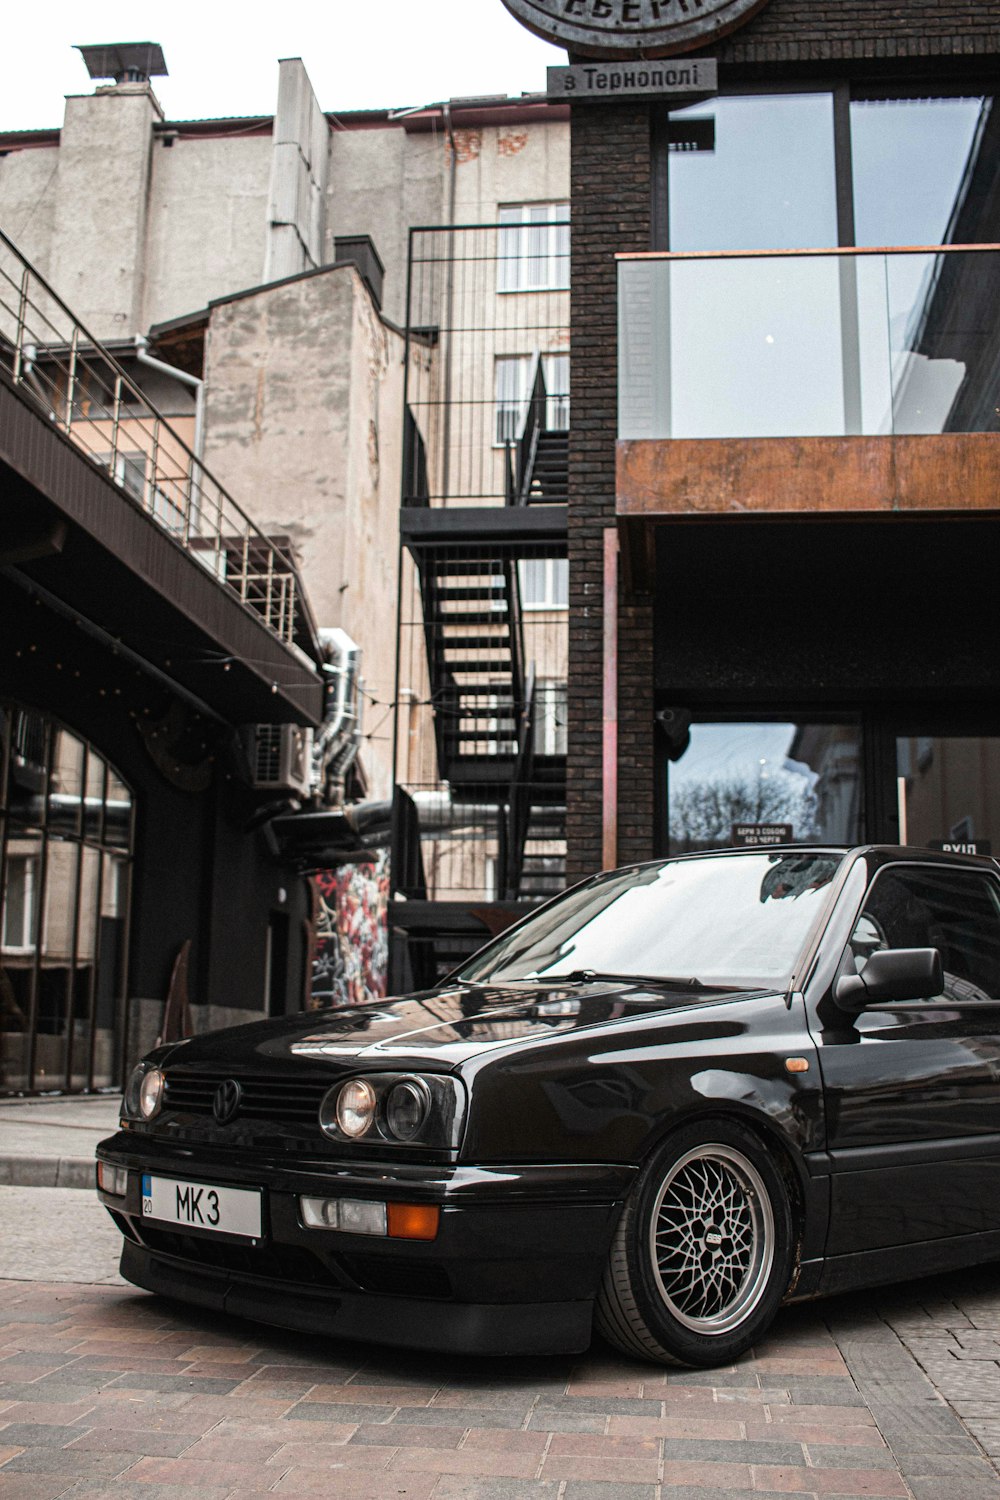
left=595, top=1118, right=795, bottom=1368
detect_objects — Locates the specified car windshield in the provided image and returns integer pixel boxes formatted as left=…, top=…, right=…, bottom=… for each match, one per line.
left=458, top=851, right=844, bottom=991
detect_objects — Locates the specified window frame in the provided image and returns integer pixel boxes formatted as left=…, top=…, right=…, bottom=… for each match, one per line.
left=655, top=78, right=998, bottom=255
left=848, top=860, right=1000, bottom=1003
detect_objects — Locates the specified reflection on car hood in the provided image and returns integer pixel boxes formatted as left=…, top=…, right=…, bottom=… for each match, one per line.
left=164, top=979, right=769, bottom=1070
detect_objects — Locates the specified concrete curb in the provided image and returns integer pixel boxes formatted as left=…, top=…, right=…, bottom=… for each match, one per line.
left=0, top=1154, right=95, bottom=1190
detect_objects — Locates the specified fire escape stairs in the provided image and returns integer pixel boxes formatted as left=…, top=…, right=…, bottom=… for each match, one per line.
left=394, top=413, right=570, bottom=987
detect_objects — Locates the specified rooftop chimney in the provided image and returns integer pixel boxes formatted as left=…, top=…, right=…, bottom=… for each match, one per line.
left=74, top=42, right=168, bottom=87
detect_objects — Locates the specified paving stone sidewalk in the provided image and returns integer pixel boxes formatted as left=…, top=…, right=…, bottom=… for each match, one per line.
left=2, top=1250, right=1000, bottom=1498
left=0, top=1098, right=120, bottom=1189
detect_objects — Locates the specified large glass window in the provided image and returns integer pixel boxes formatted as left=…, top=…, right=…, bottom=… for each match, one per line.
left=667, top=722, right=863, bottom=856
left=851, top=97, right=993, bottom=249
left=1, top=705, right=133, bottom=1094
left=667, top=93, right=838, bottom=252
left=897, top=736, right=1000, bottom=856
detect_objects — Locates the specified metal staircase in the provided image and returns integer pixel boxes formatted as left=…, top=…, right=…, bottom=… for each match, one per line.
left=418, top=551, right=523, bottom=795
left=393, top=223, right=571, bottom=986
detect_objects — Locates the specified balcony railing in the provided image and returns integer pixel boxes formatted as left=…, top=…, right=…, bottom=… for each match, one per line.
left=403, top=223, right=570, bottom=508
left=619, top=245, right=1000, bottom=442
left=0, top=229, right=317, bottom=652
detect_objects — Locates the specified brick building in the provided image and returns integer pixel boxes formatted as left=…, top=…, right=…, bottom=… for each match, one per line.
left=389, top=0, right=1000, bottom=981
left=564, top=0, right=1000, bottom=880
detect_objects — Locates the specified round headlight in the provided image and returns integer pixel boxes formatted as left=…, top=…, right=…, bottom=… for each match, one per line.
left=138, top=1068, right=164, bottom=1120
left=385, top=1079, right=431, bottom=1142
left=333, top=1079, right=376, bottom=1139
left=124, top=1064, right=146, bottom=1118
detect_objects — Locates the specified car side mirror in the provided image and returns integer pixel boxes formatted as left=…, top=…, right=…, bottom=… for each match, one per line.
left=834, top=947, right=943, bottom=1014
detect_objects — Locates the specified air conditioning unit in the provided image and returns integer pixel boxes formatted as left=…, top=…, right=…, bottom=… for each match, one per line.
left=248, top=724, right=313, bottom=797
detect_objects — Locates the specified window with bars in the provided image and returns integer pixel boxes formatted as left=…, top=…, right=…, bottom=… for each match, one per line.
left=498, top=203, right=570, bottom=293
left=494, top=355, right=570, bottom=446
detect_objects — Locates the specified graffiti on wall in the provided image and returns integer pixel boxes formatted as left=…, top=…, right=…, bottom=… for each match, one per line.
left=310, top=851, right=389, bottom=1009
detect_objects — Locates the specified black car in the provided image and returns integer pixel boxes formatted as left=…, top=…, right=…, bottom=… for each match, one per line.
left=97, top=845, right=1000, bottom=1368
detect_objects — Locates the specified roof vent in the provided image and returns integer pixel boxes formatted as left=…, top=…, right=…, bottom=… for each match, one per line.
left=75, top=42, right=168, bottom=86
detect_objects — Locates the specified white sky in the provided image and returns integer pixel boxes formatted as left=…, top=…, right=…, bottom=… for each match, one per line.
left=0, top=0, right=567, bottom=132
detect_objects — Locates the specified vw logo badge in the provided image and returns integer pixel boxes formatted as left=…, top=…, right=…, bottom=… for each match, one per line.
left=213, top=1079, right=243, bottom=1125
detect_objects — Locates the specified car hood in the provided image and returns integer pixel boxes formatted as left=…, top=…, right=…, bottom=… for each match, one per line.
left=160, top=978, right=770, bottom=1072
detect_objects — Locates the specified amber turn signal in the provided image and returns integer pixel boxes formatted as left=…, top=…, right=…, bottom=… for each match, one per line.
left=387, top=1202, right=440, bottom=1241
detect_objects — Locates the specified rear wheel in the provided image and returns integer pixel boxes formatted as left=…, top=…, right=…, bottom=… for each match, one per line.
left=596, top=1119, right=794, bottom=1367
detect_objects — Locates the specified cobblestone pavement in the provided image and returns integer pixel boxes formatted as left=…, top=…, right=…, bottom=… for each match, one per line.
left=1, top=1188, right=1000, bottom=1498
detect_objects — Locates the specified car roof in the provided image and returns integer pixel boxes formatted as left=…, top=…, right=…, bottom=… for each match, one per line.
left=614, top=845, right=999, bottom=875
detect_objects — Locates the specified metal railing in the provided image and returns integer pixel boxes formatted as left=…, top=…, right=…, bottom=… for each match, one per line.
left=0, top=229, right=316, bottom=652
left=402, top=223, right=570, bottom=508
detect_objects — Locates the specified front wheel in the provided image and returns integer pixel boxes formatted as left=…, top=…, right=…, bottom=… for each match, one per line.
left=596, top=1119, right=795, bottom=1367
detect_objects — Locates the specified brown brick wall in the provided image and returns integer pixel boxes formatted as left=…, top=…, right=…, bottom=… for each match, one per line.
left=567, top=104, right=654, bottom=882
left=715, top=0, right=1000, bottom=62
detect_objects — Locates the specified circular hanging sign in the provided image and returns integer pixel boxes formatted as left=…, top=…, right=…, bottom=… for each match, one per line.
left=500, top=0, right=772, bottom=58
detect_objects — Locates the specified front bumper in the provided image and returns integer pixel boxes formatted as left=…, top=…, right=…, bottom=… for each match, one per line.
left=96, top=1131, right=636, bottom=1357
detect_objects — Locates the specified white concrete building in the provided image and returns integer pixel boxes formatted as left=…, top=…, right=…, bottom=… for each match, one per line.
left=0, top=48, right=569, bottom=798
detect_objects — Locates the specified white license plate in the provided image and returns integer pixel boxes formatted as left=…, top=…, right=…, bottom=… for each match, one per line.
left=141, top=1174, right=262, bottom=1239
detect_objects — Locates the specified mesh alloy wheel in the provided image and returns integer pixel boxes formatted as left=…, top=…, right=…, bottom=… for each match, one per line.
left=596, top=1119, right=794, bottom=1368
left=648, top=1144, right=774, bottom=1335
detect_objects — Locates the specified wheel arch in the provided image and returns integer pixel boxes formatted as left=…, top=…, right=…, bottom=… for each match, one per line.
left=634, top=1102, right=812, bottom=1287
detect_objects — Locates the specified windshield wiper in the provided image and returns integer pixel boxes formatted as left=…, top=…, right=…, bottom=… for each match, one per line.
left=524, top=970, right=715, bottom=990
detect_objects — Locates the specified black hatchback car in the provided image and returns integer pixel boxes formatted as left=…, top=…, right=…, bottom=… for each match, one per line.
left=97, top=845, right=1000, bottom=1368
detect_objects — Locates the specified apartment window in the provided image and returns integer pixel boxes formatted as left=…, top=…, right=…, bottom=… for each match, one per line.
left=1, top=855, right=37, bottom=954
left=498, top=203, right=570, bottom=293
left=495, top=355, right=570, bottom=445
left=520, top=558, right=568, bottom=610
left=1, top=705, right=134, bottom=1093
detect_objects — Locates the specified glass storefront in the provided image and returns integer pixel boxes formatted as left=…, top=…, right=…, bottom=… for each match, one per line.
left=897, top=737, right=1000, bottom=856
left=667, top=722, right=863, bottom=855
left=666, top=720, right=1000, bottom=860
left=1, top=705, right=133, bottom=1093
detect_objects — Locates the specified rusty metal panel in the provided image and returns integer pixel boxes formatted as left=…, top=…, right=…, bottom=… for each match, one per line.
left=616, top=435, right=1000, bottom=522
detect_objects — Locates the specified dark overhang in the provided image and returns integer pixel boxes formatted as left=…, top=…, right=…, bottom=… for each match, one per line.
left=400, top=504, right=567, bottom=552
left=0, top=373, right=323, bottom=727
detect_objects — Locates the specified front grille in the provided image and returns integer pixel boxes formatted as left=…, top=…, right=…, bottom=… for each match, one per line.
left=138, top=1224, right=341, bottom=1288
left=340, top=1254, right=453, bottom=1301
left=163, top=1071, right=329, bottom=1127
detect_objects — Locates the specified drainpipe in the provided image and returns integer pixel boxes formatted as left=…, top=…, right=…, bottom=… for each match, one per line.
left=440, top=100, right=458, bottom=503
left=21, top=343, right=55, bottom=414
left=134, top=334, right=205, bottom=465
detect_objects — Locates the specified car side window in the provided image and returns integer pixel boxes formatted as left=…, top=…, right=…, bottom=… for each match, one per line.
left=850, top=866, right=1000, bottom=1002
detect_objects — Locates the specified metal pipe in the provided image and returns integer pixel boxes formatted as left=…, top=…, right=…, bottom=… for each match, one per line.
left=134, top=335, right=205, bottom=465
left=439, top=100, right=458, bottom=503
left=313, top=627, right=362, bottom=798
